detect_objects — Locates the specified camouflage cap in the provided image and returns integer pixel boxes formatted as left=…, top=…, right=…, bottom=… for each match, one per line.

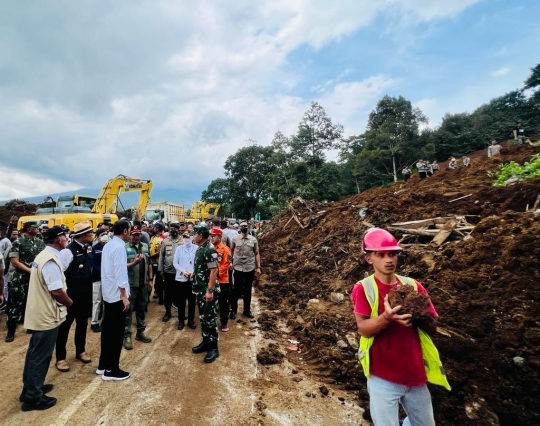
left=194, top=222, right=208, bottom=234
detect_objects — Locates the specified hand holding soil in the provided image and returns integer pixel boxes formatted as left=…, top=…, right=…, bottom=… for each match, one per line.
left=388, top=285, right=434, bottom=324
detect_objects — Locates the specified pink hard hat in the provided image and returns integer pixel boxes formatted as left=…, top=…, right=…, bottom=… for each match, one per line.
left=361, top=228, right=402, bottom=252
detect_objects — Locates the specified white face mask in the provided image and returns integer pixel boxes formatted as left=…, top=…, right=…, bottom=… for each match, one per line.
left=183, top=238, right=191, bottom=246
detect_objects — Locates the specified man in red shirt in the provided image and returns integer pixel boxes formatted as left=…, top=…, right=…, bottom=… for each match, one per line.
left=209, top=228, right=232, bottom=332
left=351, top=228, right=438, bottom=426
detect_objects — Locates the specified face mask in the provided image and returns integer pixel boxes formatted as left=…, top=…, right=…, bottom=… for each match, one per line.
left=183, top=238, right=191, bottom=245
left=170, top=230, right=179, bottom=237
left=240, top=227, right=248, bottom=233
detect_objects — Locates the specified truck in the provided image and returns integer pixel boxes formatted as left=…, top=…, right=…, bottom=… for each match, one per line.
left=17, top=174, right=153, bottom=230
left=185, top=202, right=221, bottom=223
left=144, top=201, right=185, bottom=224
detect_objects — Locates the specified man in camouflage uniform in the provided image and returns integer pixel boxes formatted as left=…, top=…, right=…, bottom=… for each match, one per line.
left=6, top=221, right=46, bottom=342
left=191, top=223, right=220, bottom=363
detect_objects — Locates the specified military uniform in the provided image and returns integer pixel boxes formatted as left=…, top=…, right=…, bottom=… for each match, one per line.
left=124, top=240, right=151, bottom=338
left=7, top=236, right=45, bottom=334
left=193, top=239, right=220, bottom=345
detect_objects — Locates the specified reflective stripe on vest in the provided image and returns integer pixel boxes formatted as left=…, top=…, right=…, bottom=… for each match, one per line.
left=356, top=274, right=451, bottom=390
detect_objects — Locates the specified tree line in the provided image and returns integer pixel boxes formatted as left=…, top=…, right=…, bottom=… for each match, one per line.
left=202, top=63, right=540, bottom=219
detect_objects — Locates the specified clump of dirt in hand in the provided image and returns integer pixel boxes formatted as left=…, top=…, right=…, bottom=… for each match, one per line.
left=388, top=285, right=432, bottom=321
left=257, top=343, right=284, bottom=365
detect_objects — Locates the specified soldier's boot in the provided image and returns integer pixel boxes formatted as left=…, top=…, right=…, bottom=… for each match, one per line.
left=192, top=340, right=211, bottom=354
left=204, top=341, right=219, bottom=363
left=123, top=336, right=133, bottom=350
left=135, top=330, right=152, bottom=343
left=6, top=328, right=15, bottom=343
left=5, top=324, right=16, bottom=343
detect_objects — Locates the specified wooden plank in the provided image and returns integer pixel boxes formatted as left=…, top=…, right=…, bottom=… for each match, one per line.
left=390, top=217, right=455, bottom=229
left=432, top=219, right=458, bottom=246
left=448, top=194, right=473, bottom=203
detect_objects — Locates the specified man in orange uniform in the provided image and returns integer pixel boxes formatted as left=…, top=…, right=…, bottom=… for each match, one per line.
left=209, top=228, right=232, bottom=332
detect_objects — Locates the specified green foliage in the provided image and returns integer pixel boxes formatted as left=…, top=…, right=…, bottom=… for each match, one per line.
left=489, top=154, right=540, bottom=186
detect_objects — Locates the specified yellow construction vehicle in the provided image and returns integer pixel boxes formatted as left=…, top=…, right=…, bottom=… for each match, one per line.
left=17, top=174, right=153, bottom=230
left=185, top=202, right=221, bottom=223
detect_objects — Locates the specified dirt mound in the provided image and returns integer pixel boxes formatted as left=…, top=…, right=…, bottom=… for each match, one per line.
left=258, top=143, right=540, bottom=425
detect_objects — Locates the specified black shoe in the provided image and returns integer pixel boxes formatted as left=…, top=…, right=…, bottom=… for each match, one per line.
left=90, top=323, right=101, bottom=333
left=5, top=329, right=15, bottom=343
left=187, top=320, right=196, bottom=329
left=177, top=322, right=184, bottom=330
left=192, top=341, right=210, bottom=354
left=243, top=311, right=255, bottom=319
left=21, top=395, right=57, bottom=412
left=19, top=384, right=54, bottom=402
left=229, top=311, right=237, bottom=320
left=204, top=348, right=220, bottom=363
left=102, top=369, right=130, bottom=381
left=162, top=313, right=171, bottom=322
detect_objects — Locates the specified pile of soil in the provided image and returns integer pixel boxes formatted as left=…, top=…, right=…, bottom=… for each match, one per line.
left=388, top=285, right=431, bottom=320
left=258, top=143, right=540, bottom=426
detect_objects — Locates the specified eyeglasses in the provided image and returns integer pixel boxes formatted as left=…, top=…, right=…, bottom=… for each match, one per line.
left=372, top=251, right=401, bottom=258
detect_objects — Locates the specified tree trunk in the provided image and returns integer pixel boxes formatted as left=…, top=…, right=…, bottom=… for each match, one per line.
left=392, top=153, right=398, bottom=182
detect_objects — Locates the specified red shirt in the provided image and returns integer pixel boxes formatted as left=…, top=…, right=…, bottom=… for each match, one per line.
left=351, top=277, right=438, bottom=387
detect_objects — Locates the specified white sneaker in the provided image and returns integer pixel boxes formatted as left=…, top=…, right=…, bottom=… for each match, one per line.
left=96, top=368, right=105, bottom=375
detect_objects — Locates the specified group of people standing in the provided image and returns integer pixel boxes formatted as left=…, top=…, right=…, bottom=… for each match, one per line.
left=0, top=214, right=261, bottom=412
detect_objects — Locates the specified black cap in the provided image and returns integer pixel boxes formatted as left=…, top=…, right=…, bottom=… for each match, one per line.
left=154, top=222, right=164, bottom=231
left=169, top=222, right=180, bottom=229
left=43, top=226, right=66, bottom=242
left=23, top=221, right=39, bottom=231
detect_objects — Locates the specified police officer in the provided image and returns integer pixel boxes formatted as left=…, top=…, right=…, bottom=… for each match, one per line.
left=158, top=222, right=182, bottom=322
left=191, top=223, right=220, bottom=363
left=6, top=221, right=45, bottom=342
left=123, top=224, right=152, bottom=350
left=55, top=222, right=94, bottom=372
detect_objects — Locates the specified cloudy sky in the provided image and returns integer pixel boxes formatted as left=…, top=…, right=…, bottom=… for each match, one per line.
left=1, top=0, right=538, bottom=201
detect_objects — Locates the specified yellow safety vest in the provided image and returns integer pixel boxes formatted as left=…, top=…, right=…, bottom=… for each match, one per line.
left=356, top=274, right=451, bottom=391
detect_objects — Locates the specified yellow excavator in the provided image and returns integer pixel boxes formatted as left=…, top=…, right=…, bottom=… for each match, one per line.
left=17, top=175, right=153, bottom=231
left=185, top=202, right=221, bottom=223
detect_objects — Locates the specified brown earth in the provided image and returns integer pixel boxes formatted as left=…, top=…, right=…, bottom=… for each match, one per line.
left=1, top=143, right=539, bottom=425
left=257, top=143, right=540, bottom=426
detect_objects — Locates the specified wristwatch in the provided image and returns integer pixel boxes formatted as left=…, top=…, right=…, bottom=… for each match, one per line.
left=207, top=287, right=215, bottom=293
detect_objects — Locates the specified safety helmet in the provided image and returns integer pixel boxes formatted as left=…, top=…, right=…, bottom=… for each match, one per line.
left=361, top=228, right=402, bottom=252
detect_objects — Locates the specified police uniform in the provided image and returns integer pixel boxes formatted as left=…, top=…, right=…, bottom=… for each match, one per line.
left=124, top=232, right=151, bottom=344
left=158, top=227, right=182, bottom=322
left=6, top=230, right=45, bottom=341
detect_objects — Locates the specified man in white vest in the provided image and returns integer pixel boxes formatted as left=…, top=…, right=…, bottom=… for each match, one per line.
left=20, top=226, right=73, bottom=412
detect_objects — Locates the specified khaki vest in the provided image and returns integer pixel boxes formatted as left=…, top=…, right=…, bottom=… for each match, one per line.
left=24, top=250, right=68, bottom=331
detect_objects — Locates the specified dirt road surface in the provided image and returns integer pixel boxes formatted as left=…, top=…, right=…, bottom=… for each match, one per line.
left=0, top=295, right=367, bottom=426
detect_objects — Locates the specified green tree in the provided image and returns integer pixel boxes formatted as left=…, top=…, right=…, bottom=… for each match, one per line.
left=224, top=142, right=275, bottom=219
left=366, top=95, right=427, bottom=181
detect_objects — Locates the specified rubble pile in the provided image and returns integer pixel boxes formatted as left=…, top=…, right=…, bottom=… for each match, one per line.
left=258, top=144, right=540, bottom=425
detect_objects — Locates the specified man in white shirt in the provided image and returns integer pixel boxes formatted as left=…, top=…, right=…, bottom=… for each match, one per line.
left=20, top=226, right=72, bottom=411
left=173, top=231, right=198, bottom=330
left=96, top=220, right=131, bottom=381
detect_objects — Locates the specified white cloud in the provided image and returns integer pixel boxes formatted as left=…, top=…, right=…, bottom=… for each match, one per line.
left=491, top=66, right=510, bottom=77
left=0, top=0, right=486, bottom=199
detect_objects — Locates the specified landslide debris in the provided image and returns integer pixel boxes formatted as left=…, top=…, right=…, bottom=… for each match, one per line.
left=258, top=143, right=540, bottom=426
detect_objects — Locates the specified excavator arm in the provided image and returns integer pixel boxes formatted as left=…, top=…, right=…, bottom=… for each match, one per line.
left=92, top=175, right=153, bottom=220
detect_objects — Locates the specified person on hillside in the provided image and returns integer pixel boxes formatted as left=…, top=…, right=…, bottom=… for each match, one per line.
left=352, top=228, right=450, bottom=426
left=431, top=160, right=440, bottom=173
left=96, top=220, right=131, bottom=381
left=513, top=121, right=526, bottom=145
left=462, top=155, right=471, bottom=167
left=123, top=224, right=152, bottom=350
left=448, top=158, right=458, bottom=170
left=173, top=231, right=197, bottom=330
left=20, top=226, right=72, bottom=412
left=488, top=140, right=502, bottom=157
left=401, top=166, right=411, bottom=182
left=6, top=221, right=45, bottom=343
left=416, top=159, right=427, bottom=180
left=230, top=221, right=261, bottom=319
left=209, top=228, right=232, bottom=332
left=191, top=223, right=220, bottom=363
left=158, top=222, right=182, bottom=323
left=55, top=222, right=95, bottom=372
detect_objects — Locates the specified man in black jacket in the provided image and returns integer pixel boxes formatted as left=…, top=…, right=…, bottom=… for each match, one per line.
left=54, top=222, right=94, bottom=372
